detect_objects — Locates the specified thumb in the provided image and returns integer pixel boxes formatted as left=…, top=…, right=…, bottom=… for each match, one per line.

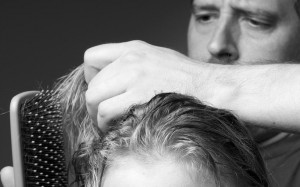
left=0, top=166, right=15, bottom=187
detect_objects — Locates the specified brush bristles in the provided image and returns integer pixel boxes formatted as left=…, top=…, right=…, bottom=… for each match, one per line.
left=21, top=90, right=67, bottom=187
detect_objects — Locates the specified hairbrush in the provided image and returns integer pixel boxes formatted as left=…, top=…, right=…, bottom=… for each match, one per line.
left=10, top=90, right=68, bottom=187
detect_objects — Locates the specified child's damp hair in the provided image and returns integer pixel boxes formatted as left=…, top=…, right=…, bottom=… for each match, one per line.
left=53, top=65, right=269, bottom=187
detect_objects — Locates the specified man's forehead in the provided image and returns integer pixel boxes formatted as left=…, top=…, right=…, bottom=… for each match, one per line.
left=193, top=0, right=292, bottom=11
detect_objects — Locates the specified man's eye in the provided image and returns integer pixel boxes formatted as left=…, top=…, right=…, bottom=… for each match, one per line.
left=195, top=14, right=217, bottom=24
left=244, top=18, right=272, bottom=29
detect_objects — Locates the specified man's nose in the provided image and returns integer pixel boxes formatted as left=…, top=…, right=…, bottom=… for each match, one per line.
left=207, top=21, right=239, bottom=63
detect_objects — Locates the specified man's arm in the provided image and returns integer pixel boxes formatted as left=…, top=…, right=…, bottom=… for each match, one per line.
left=198, top=63, right=300, bottom=132
left=84, top=41, right=300, bottom=132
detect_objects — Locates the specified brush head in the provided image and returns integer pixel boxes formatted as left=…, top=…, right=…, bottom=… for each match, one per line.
left=15, top=90, right=68, bottom=186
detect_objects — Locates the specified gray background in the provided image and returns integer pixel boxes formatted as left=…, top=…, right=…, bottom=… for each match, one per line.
left=0, top=0, right=190, bottom=182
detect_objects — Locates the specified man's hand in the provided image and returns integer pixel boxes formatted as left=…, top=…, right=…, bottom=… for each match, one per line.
left=84, top=40, right=210, bottom=131
left=0, top=167, right=15, bottom=187
left=84, top=40, right=300, bottom=133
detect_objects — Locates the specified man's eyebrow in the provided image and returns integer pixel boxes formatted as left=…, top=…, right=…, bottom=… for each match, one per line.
left=231, top=6, right=278, bottom=19
left=191, top=3, right=219, bottom=13
left=191, top=2, right=278, bottom=19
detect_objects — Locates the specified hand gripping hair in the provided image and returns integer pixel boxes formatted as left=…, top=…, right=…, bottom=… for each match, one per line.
left=53, top=65, right=269, bottom=187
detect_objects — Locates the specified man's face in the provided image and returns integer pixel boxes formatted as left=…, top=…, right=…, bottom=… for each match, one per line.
left=188, top=0, right=300, bottom=65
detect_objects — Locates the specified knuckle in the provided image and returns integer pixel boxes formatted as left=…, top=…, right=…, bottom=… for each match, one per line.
left=85, top=89, right=94, bottom=106
left=122, top=51, right=146, bottom=62
left=83, top=47, right=95, bottom=64
left=97, top=102, right=110, bottom=119
left=126, top=67, right=145, bottom=85
left=129, top=40, right=147, bottom=46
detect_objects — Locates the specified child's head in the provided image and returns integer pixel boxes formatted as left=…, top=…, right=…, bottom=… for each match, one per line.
left=72, top=93, right=269, bottom=187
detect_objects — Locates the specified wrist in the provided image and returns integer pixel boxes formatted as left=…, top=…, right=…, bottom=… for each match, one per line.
left=190, top=63, right=238, bottom=110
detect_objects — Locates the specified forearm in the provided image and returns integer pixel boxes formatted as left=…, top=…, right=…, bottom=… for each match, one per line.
left=195, top=63, right=300, bottom=132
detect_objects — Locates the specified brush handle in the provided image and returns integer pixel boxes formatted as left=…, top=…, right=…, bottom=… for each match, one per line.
left=10, top=91, right=39, bottom=187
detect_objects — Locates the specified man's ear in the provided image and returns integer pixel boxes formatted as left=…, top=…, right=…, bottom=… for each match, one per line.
left=295, top=0, right=300, bottom=19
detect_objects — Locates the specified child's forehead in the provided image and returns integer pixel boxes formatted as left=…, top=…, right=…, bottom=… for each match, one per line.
left=102, top=156, right=218, bottom=187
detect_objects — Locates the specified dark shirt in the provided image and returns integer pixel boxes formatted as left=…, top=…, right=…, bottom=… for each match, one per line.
left=260, top=133, right=300, bottom=187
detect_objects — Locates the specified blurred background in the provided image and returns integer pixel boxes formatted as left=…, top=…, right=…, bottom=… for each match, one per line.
left=0, top=0, right=190, bottom=184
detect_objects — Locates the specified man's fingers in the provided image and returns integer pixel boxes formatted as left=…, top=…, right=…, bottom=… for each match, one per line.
left=97, top=92, right=147, bottom=132
left=86, top=73, right=133, bottom=122
left=84, top=40, right=148, bottom=83
left=84, top=43, right=122, bottom=83
left=0, top=167, right=15, bottom=187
